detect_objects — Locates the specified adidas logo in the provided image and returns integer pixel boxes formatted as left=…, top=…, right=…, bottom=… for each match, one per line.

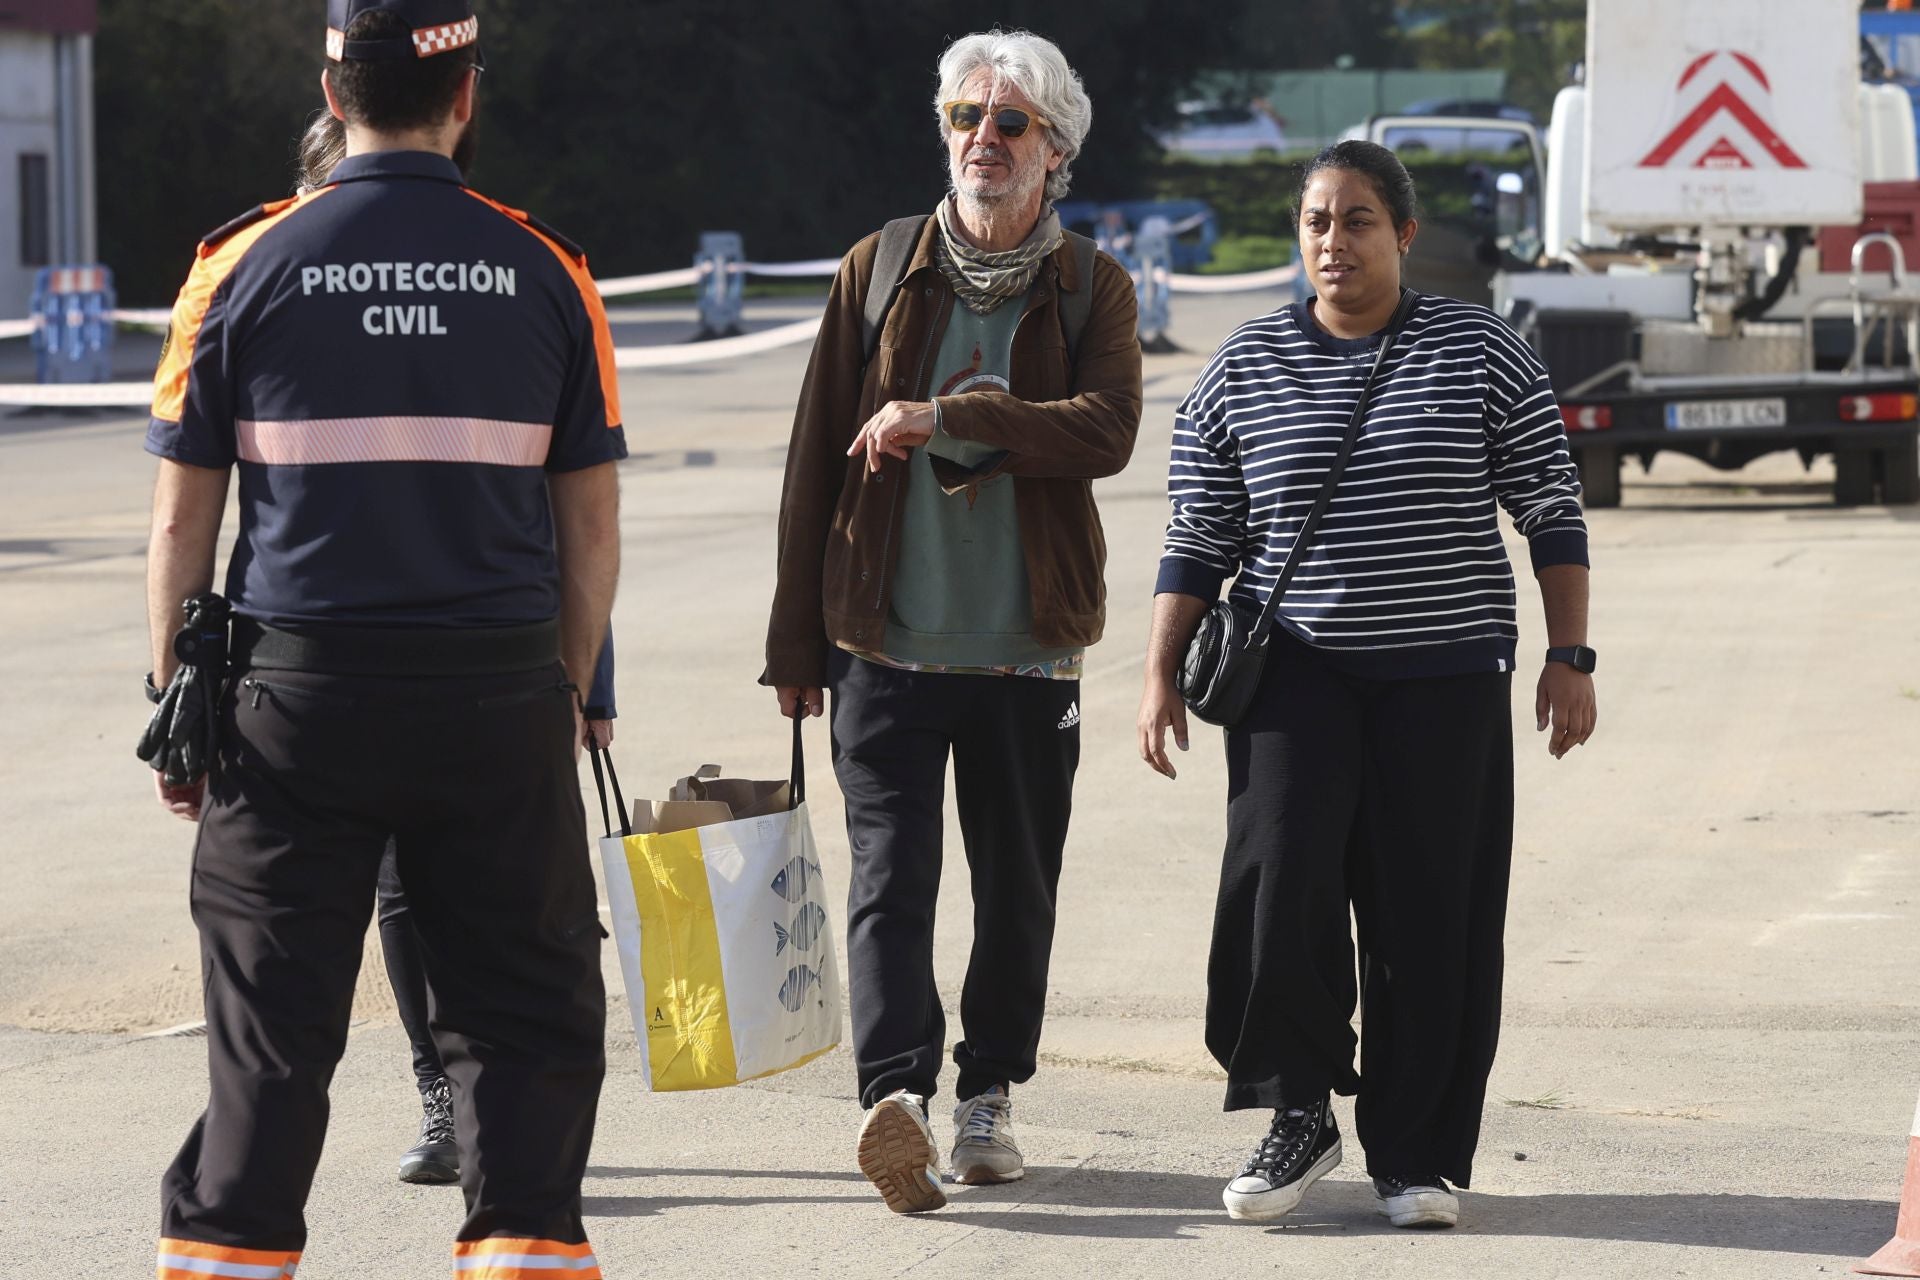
left=1057, top=702, right=1080, bottom=730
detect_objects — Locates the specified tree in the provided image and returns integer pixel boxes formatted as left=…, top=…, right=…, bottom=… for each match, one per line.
left=96, top=0, right=1263, bottom=300
left=1396, top=0, right=1586, bottom=118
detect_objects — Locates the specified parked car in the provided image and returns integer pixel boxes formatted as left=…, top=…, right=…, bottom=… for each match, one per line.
left=1345, top=100, right=1537, bottom=153
left=1154, top=101, right=1288, bottom=160
left=1401, top=98, right=1536, bottom=123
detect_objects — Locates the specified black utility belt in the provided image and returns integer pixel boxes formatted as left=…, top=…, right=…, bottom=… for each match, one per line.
left=231, top=617, right=560, bottom=677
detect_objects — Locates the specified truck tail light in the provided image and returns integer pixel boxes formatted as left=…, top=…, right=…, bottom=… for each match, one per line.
left=1838, top=393, right=1917, bottom=422
left=1561, top=404, right=1613, bottom=432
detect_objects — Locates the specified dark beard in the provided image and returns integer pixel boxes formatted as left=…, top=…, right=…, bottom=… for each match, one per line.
left=451, top=113, right=479, bottom=177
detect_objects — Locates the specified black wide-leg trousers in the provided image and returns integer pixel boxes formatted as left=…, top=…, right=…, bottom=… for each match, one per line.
left=1207, top=634, right=1513, bottom=1188
left=828, top=649, right=1080, bottom=1108
left=160, top=663, right=606, bottom=1253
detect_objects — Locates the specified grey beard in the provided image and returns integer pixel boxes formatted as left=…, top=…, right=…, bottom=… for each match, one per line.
left=947, top=152, right=1045, bottom=209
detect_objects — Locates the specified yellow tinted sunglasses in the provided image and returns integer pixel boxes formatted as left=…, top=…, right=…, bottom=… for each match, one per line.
left=943, top=100, right=1052, bottom=139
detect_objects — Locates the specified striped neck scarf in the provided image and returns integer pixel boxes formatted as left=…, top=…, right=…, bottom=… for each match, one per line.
left=933, top=198, right=1063, bottom=315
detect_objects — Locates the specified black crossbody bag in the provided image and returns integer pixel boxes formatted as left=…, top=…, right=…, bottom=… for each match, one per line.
left=1176, top=290, right=1417, bottom=728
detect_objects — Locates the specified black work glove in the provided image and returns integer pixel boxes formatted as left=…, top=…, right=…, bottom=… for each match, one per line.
left=136, top=595, right=231, bottom=786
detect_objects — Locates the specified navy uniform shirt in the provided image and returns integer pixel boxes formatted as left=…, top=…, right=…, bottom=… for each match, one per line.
left=146, top=149, right=628, bottom=630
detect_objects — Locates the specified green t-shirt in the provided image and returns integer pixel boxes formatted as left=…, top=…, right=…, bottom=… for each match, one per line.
left=881, top=297, right=1082, bottom=671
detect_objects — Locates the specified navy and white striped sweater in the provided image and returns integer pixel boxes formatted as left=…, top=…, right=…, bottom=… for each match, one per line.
left=1156, top=293, right=1589, bottom=679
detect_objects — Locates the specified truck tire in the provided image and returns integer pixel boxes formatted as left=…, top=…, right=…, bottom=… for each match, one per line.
left=1576, top=444, right=1621, bottom=508
left=1834, top=448, right=1876, bottom=506
left=1882, top=439, right=1920, bottom=505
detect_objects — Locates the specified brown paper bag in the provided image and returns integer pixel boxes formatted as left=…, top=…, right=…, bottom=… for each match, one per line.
left=671, top=764, right=791, bottom=820
left=628, top=764, right=791, bottom=835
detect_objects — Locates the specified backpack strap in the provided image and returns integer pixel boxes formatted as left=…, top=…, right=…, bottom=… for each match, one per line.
left=1058, top=229, right=1098, bottom=363
left=861, top=215, right=929, bottom=365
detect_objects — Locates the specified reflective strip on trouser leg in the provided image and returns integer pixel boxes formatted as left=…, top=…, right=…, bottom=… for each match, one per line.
left=158, top=1238, right=301, bottom=1279
left=451, top=1237, right=602, bottom=1278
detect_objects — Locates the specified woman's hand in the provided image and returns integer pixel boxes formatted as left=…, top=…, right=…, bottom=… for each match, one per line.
left=1138, top=592, right=1210, bottom=779
left=1138, top=676, right=1190, bottom=779
left=847, top=401, right=935, bottom=473
left=1536, top=664, right=1596, bottom=759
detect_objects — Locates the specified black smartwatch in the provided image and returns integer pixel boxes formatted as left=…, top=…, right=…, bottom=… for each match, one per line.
left=1545, top=645, right=1597, bottom=674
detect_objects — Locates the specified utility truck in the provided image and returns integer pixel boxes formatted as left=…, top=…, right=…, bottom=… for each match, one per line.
left=1369, top=0, right=1920, bottom=506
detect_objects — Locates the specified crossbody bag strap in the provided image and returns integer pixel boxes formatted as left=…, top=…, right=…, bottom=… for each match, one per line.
left=1248, top=289, right=1418, bottom=646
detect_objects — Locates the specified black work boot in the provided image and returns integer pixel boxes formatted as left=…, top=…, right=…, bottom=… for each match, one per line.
left=397, top=1075, right=459, bottom=1185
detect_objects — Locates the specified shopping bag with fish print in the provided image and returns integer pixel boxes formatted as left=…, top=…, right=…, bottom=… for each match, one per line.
left=588, top=718, right=841, bottom=1091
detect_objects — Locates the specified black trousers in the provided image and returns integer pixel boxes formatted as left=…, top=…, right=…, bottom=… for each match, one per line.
left=160, top=663, right=606, bottom=1253
left=376, top=841, right=445, bottom=1089
left=828, top=649, right=1080, bottom=1108
left=1207, top=635, right=1513, bottom=1189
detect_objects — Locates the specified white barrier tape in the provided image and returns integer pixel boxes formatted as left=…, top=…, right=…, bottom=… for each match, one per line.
left=596, top=267, right=706, bottom=296
left=3, top=319, right=826, bottom=404
left=1167, top=262, right=1301, bottom=293
left=612, top=317, right=820, bottom=370
left=0, top=309, right=172, bottom=338
left=0, top=381, right=153, bottom=407
left=737, top=259, right=841, bottom=278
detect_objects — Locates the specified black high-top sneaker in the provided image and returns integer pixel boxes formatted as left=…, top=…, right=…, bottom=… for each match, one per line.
left=1221, top=1097, right=1342, bottom=1221
left=398, top=1075, right=459, bottom=1185
left=1372, top=1172, right=1460, bottom=1228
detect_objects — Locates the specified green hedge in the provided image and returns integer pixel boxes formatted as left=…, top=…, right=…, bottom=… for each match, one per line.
left=1150, top=150, right=1534, bottom=270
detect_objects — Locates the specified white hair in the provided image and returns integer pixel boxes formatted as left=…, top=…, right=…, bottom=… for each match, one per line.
left=934, top=29, right=1092, bottom=204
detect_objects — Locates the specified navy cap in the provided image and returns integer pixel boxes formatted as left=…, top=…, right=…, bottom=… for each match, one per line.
left=325, top=0, right=478, bottom=62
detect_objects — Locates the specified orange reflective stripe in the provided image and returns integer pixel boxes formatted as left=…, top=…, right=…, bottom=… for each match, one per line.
left=451, top=1236, right=601, bottom=1278
left=150, top=190, right=332, bottom=425
left=156, top=1237, right=300, bottom=1279
left=461, top=189, right=624, bottom=430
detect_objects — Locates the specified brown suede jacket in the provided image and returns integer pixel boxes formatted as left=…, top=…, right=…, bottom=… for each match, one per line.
left=763, top=217, right=1144, bottom=689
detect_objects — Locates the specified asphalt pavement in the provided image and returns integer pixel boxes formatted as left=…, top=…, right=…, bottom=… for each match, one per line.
left=0, top=289, right=1915, bottom=1278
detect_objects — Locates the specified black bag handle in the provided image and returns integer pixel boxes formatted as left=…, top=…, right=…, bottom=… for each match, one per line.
left=588, top=738, right=630, bottom=839
left=789, top=712, right=807, bottom=810
left=1248, top=289, right=1418, bottom=647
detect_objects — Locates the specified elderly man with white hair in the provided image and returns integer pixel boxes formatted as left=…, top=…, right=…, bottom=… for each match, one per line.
left=764, top=28, right=1142, bottom=1213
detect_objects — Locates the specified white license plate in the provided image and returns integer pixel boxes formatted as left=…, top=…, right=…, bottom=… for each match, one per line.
left=1664, top=398, right=1788, bottom=430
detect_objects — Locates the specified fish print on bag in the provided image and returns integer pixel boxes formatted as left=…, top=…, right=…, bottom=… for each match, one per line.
left=778, top=965, right=823, bottom=1013
left=774, top=902, right=829, bottom=956
left=770, top=855, right=822, bottom=903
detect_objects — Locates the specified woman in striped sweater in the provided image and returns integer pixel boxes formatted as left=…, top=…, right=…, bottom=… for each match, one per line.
left=1136, top=141, right=1598, bottom=1230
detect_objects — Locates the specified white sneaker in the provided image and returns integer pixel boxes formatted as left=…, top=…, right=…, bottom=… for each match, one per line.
left=1372, top=1173, right=1460, bottom=1228
left=857, top=1090, right=947, bottom=1213
left=950, top=1085, right=1024, bottom=1185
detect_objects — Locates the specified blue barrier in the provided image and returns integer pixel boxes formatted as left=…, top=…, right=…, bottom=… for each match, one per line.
left=1055, top=200, right=1217, bottom=271
left=30, top=266, right=117, bottom=384
left=1133, top=217, right=1175, bottom=352
left=693, top=232, right=745, bottom=340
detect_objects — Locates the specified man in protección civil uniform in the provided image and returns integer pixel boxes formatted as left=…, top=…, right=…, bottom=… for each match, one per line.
left=143, top=4, right=623, bottom=1277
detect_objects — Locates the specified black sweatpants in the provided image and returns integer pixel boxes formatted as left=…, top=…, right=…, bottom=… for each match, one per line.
left=828, top=649, right=1080, bottom=1108
left=160, top=662, right=606, bottom=1257
left=376, top=841, right=445, bottom=1089
left=1207, top=634, right=1513, bottom=1189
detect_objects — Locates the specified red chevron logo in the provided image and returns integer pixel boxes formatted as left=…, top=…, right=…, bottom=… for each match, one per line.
left=1637, top=51, right=1807, bottom=170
